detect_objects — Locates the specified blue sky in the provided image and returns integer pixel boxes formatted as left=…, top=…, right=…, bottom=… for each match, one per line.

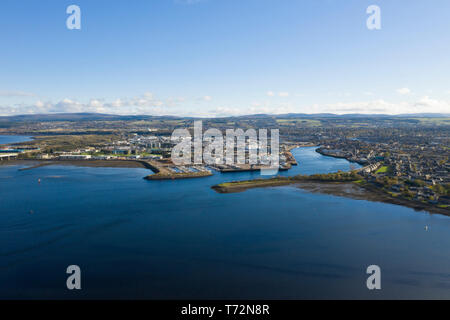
left=0, top=0, right=449, bottom=116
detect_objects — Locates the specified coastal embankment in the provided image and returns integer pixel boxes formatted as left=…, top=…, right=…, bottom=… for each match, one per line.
left=212, top=177, right=293, bottom=193
left=0, top=158, right=213, bottom=180
left=212, top=176, right=449, bottom=216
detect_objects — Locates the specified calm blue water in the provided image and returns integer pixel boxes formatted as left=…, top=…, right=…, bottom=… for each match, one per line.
left=0, top=135, right=32, bottom=145
left=1, top=142, right=450, bottom=299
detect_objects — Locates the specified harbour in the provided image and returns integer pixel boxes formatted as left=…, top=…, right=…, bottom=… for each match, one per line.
left=1, top=142, right=449, bottom=299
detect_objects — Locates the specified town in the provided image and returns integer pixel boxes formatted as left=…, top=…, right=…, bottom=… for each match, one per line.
left=0, top=113, right=448, bottom=211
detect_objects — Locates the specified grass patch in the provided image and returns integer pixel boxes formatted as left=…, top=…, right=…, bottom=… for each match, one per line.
left=376, top=166, right=389, bottom=174
left=276, top=119, right=322, bottom=126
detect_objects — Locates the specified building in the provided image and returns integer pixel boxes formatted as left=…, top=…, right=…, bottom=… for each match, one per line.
left=58, top=154, right=92, bottom=160
left=0, top=153, right=18, bottom=161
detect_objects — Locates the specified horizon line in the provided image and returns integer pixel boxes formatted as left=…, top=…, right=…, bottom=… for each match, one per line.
left=1, top=112, right=450, bottom=119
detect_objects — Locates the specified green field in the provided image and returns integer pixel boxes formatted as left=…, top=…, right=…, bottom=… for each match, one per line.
left=276, top=119, right=322, bottom=126
left=376, top=166, right=389, bottom=174
left=411, top=118, right=450, bottom=125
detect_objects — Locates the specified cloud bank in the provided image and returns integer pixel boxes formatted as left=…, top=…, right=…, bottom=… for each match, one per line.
left=0, top=94, right=449, bottom=117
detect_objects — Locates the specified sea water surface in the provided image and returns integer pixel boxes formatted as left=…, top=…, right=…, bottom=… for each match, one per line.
left=1, top=141, right=450, bottom=299
left=0, top=135, right=32, bottom=145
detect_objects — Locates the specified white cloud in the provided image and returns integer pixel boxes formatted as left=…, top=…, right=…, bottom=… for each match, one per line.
left=0, top=90, right=36, bottom=97
left=266, top=91, right=290, bottom=98
left=206, top=97, right=450, bottom=117
left=166, top=97, right=185, bottom=107
left=1, top=94, right=449, bottom=117
left=110, top=99, right=124, bottom=108
left=0, top=93, right=172, bottom=116
left=397, top=87, right=411, bottom=95
left=207, top=101, right=297, bottom=117
left=311, top=97, right=449, bottom=114
left=143, top=92, right=154, bottom=99
left=89, top=99, right=103, bottom=107
left=203, top=96, right=212, bottom=101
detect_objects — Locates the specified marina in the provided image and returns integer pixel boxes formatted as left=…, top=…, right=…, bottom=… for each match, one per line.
left=1, top=144, right=449, bottom=299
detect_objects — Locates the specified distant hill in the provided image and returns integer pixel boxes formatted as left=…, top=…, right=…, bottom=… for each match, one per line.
left=271, top=113, right=450, bottom=119
left=0, top=112, right=449, bottom=122
left=0, top=113, right=188, bottom=122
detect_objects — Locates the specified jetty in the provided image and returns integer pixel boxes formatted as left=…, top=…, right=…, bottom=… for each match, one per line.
left=142, top=160, right=213, bottom=180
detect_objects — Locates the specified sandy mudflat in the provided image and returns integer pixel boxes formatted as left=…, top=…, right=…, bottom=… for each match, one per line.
left=293, top=181, right=370, bottom=198
left=289, top=182, right=449, bottom=216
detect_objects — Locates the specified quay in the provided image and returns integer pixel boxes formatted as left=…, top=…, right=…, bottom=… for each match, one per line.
left=142, top=160, right=213, bottom=180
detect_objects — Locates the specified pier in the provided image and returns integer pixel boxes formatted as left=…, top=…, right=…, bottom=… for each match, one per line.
left=142, top=160, right=213, bottom=180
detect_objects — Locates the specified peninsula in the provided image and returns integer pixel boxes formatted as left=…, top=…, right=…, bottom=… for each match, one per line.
left=211, top=169, right=450, bottom=216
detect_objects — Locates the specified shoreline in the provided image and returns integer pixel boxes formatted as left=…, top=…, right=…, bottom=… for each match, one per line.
left=0, top=158, right=215, bottom=181
left=144, top=171, right=213, bottom=180
left=141, top=160, right=213, bottom=180
left=315, top=147, right=366, bottom=165
left=2, top=152, right=448, bottom=216
left=1, top=159, right=213, bottom=180
left=1, top=144, right=308, bottom=178
left=211, top=178, right=449, bottom=216
left=0, top=159, right=150, bottom=169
